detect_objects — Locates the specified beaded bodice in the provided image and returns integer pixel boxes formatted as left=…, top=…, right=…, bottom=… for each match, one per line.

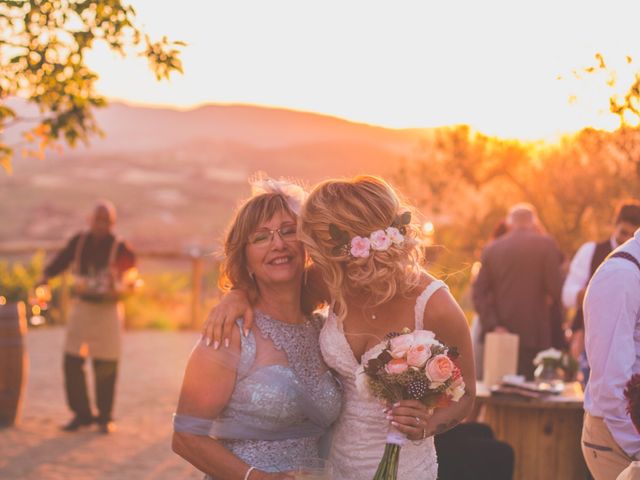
left=213, top=311, right=341, bottom=474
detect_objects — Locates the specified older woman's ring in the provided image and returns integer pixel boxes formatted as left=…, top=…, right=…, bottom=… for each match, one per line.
left=415, top=416, right=420, bottom=426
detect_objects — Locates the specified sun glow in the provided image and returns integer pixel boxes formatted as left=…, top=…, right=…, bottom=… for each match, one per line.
left=85, top=0, right=640, bottom=141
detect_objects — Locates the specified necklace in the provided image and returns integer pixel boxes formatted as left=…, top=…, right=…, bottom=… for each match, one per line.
left=362, top=306, right=378, bottom=321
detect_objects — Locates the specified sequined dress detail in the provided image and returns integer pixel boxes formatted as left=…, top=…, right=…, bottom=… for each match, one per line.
left=214, top=311, right=342, bottom=475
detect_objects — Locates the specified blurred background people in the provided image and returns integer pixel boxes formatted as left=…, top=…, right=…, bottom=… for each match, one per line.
left=473, top=203, right=564, bottom=379
left=563, top=201, right=640, bottom=385
left=38, top=200, right=136, bottom=434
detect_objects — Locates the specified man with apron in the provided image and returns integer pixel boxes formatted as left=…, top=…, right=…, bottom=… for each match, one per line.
left=39, top=200, right=136, bottom=434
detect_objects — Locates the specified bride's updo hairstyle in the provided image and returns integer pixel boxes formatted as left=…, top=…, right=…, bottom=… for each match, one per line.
left=299, top=175, right=425, bottom=322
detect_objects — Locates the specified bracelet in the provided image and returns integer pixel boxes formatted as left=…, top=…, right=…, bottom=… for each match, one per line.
left=243, top=466, right=256, bottom=480
left=411, top=428, right=427, bottom=446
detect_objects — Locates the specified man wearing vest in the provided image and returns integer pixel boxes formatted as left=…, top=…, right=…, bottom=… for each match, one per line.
left=562, top=201, right=640, bottom=384
left=39, top=201, right=136, bottom=434
left=581, top=229, right=640, bottom=479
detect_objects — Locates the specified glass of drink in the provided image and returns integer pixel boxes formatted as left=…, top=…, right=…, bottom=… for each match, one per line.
left=294, top=457, right=333, bottom=480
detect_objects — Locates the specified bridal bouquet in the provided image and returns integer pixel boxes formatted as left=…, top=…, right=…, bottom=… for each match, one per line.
left=355, top=328, right=465, bottom=480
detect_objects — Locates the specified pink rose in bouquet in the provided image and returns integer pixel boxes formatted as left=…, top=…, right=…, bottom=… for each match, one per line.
left=389, top=333, right=414, bottom=358
left=406, top=344, right=431, bottom=368
left=385, top=358, right=409, bottom=374
left=425, top=354, right=455, bottom=386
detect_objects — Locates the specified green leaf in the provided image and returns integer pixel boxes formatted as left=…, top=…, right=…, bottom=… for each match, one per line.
left=329, top=223, right=345, bottom=242
left=399, top=211, right=411, bottom=225
left=331, top=245, right=346, bottom=256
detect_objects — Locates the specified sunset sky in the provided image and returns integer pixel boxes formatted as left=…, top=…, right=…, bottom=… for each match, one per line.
left=87, top=0, right=640, bottom=140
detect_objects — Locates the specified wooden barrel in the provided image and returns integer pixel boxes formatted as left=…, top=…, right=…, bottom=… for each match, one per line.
left=0, top=301, right=28, bottom=427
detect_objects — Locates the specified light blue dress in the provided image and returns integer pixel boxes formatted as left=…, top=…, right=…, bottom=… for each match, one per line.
left=174, top=310, right=342, bottom=475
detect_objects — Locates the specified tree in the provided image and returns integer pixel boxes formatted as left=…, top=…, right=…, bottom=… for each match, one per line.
left=0, top=0, right=184, bottom=173
left=572, top=53, right=640, bottom=176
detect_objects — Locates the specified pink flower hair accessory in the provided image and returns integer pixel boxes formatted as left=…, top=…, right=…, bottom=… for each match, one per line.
left=329, top=212, right=411, bottom=259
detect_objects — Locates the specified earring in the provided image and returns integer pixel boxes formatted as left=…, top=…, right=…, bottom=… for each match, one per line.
left=248, top=271, right=256, bottom=283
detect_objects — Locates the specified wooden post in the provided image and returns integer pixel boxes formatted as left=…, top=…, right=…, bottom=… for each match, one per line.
left=190, top=252, right=204, bottom=330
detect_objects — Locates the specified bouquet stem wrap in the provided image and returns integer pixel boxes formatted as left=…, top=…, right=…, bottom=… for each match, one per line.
left=372, top=425, right=406, bottom=480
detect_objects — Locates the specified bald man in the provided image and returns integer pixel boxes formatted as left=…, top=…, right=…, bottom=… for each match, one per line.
left=40, top=201, right=136, bottom=434
left=473, top=203, right=564, bottom=379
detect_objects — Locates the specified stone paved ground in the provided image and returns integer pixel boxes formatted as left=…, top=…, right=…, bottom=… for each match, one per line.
left=0, top=327, right=203, bottom=479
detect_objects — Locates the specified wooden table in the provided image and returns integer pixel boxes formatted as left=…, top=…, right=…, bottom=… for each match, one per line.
left=476, top=383, right=589, bottom=480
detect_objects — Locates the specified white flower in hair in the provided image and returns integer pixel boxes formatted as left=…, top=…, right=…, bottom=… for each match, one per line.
left=370, top=230, right=392, bottom=251
left=386, top=227, right=404, bottom=245
left=249, top=173, right=308, bottom=215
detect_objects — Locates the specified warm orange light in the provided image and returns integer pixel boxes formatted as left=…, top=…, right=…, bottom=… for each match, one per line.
left=423, top=222, right=435, bottom=236
left=32, top=305, right=41, bottom=315
left=35, top=285, right=52, bottom=302
left=0, top=296, right=6, bottom=306
left=471, top=261, right=482, bottom=278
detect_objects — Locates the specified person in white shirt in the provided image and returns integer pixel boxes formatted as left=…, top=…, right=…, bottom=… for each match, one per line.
left=563, top=202, right=640, bottom=384
left=582, top=228, right=640, bottom=479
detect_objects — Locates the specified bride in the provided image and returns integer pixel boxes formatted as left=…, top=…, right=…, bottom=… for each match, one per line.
left=205, top=175, right=475, bottom=478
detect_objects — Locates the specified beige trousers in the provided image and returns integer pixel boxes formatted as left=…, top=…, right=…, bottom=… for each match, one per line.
left=582, top=413, right=634, bottom=480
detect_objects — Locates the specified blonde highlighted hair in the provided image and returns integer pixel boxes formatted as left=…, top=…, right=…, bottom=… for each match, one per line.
left=218, top=193, right=297, bottom=295
left=298, top=175, right=425, bottom=322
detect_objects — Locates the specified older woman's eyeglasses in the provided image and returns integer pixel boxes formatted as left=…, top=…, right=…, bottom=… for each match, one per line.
left=248, top=223, right=298, bottom=246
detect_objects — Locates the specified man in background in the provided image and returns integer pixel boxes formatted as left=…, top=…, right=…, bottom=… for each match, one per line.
left=563, top=201, right=640, bottom=384
left=581, top=229, right=640, bottom=479
left=39, top=200, right=136, bottom=434
left=473, top=203, right=564, bottom=379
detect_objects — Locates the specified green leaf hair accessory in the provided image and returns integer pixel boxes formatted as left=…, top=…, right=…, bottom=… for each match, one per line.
left=391, top=211, right=412, bottom=235
left=329, top=223, right=352, bottom=256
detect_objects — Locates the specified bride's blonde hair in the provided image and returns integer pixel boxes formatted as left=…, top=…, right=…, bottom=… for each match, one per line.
left=298, top=175, right=424, bottom=322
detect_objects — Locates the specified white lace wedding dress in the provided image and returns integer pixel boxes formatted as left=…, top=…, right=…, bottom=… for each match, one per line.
left=319, top=280, right=447, bottom=480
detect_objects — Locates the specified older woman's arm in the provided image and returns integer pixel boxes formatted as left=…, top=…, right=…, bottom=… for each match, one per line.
left=172, top=327, right=293, bottom=480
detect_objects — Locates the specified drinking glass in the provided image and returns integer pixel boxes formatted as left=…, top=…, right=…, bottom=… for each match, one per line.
left=294, top=457, right=333, bottom=480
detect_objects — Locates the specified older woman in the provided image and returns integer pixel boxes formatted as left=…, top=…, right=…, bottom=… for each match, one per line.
left=205, top=176, right=475, bottom=479
left=172, top=189, right=342, bottom=479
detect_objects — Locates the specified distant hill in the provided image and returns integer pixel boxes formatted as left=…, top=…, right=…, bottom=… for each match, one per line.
left=1, top=101, right=434, bottom=251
